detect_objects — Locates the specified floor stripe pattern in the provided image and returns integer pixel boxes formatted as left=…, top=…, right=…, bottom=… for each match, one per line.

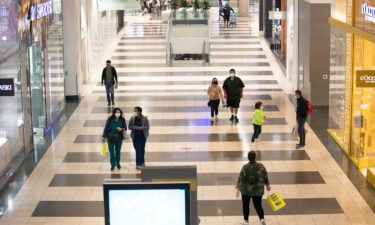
left=1, top=15, right=375, bottom=225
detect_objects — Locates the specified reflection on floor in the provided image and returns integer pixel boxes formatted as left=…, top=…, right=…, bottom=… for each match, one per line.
left=0, top=15, right=375, bottom=225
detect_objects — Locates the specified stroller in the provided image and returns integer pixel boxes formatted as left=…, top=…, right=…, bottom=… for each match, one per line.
left=229, top=11, right=237, bottom=27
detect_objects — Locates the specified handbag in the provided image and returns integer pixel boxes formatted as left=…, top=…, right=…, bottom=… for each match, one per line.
left=207, top=100, right=211, bottom=107
left=107, top=133, right=119, bottom=142
left=267, top=192, right=286, bottom=212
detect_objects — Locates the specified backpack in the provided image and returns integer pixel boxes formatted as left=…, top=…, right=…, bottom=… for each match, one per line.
left=306, top=99, right=313, bottom=115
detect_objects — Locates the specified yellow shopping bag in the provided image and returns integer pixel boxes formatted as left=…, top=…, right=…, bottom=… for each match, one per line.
left=100, top=143, right=107, bottom=157
left=267, top=192, right=286, bottom=212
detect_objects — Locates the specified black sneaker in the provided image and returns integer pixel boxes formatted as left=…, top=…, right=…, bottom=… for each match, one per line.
left=296, top=144, right=305, bottom=149
left=117, top=164, right=121, bottom=170
left=110, top=166, right=115, bottom=171
left=230, top=115, right=235, bottom=121
left=235, top=116, right=239, bottom=122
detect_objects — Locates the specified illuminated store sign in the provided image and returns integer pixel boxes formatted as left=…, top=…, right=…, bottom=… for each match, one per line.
left=361, top=3, right=375, bottom=23
left=30, top=0, right=53, bottom=21
left=0, top=79, right=15, bottom=96
left=356, top=70, right=375, bottom=87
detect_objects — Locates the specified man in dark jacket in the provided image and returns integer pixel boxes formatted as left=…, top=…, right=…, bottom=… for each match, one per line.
left=295, top=90, right=308, bottom=149
left=101, top=60, right=118, bottom=106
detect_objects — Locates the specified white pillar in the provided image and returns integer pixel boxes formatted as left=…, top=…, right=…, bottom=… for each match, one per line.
left=62, top=0, right=82, bottom=97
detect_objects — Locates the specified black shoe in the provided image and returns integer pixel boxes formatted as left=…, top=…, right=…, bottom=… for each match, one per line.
left=296, top=144, right=305, bottom=149
left=107, top=102, right=111, bottom=106
left=112, top=102, right=115, bottom=105
left=230, top=115, right=234, bottom=121
left=235, top=116, right=239, bottom=122
left=117, top=165, right=121, bottom=169
left=111, top=166, right=115, bottom=171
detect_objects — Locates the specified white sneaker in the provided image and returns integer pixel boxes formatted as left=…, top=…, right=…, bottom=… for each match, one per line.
left=260, top=219, right=267, bottom=225
left=240, top=219, right=249, bottom=225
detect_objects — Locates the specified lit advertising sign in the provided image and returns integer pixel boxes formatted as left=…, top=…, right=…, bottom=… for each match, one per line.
left=30, top=0, right=53, bottom=21
left=356, top=70, right=375, bottom=87
left=361, top=3, right=375, bottom=22
left=0, top=79, right=15, bottom=97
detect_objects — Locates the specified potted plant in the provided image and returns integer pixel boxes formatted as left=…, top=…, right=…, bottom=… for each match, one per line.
left=193, top=0, right=200, bottom=17
left=180, top=0, right=189, bottom=11
left=171, top=0, right=179, bottom=17
left=201, top=0, right=210, bottom=17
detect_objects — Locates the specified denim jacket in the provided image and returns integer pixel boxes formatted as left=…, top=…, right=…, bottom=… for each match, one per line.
left=128, top=115, right=150, bottom=139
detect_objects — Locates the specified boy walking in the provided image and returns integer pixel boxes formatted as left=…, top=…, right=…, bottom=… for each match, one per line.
left=251, top=102, right=265, bottom=143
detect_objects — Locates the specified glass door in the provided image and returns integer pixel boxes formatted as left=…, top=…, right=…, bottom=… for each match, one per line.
left=27, top=44, right=46, bottom=150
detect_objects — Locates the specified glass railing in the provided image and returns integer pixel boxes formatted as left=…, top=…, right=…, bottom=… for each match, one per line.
left=169, top=10, right=210, bottom=25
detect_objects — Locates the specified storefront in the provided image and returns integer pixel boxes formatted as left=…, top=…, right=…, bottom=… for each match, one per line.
left=328, top=0, right=375, bottom=179
left=260, top=0, right=287, bottom=68
left=0, top=0, right=66, bottom=187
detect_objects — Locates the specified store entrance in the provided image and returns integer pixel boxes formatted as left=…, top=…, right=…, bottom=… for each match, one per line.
left=351, top=37, right=375, bottom=162
left=27, top=44, right=47, bottom=151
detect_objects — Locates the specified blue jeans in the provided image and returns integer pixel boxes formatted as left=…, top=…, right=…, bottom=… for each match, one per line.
left=133, top=135, right=146, bottom=166
left=105, top=83, right=114, bottom=104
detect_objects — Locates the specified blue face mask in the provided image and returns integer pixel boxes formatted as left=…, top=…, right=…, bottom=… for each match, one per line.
left=115, top=113, right=121, bottom=118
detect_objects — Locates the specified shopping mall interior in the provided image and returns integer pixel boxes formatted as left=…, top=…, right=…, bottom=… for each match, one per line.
left=1, top=0, right=375, bottom=224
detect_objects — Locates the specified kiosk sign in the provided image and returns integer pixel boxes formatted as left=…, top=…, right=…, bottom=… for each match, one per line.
left=356, top=70, right=375, bottom=87
left=0, top=79, right=15, bottom=96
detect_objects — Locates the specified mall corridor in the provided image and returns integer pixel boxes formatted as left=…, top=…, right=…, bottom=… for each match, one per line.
left=1, top=12, right=375, bottom=225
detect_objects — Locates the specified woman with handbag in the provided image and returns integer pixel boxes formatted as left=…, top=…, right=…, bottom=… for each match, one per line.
left=102, top=108, right=127, bottom=171
left=207, top=78, right=224, bottom=124
left=128, top=106, right=150, bottom=170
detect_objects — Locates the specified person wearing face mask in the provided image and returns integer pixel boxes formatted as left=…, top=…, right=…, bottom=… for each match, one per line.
left=223, top=68, right=245, bottom=123
left=207, top=78, right=225, bottom=123
left=102, top=108, right=127, bottom=171
left=251, top=102, right=265, bottom=143
left=128, top=107, right=150, bottom=170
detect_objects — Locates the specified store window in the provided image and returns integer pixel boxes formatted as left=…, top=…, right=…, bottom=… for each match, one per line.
left=351, top=36, right=375, bottom=160
left=46, top=0, right=65, bottom=125
left=328, top=26, right=347, bottom=146
left=0, top=55, right=24, bottom=174
left=0, top=0, right=24, bottom=175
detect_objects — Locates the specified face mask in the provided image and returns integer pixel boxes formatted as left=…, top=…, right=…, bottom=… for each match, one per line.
left=212, top=81, right=218, bottom=85
left=133, top=112, right=138, bottom=117
left=115, top=113, right=121, bottom=118
left=230, top=73, right=235, bottom=77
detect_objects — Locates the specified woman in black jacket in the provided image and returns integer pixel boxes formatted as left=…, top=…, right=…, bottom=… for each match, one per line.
left=102, top=108, right=127, bottom=171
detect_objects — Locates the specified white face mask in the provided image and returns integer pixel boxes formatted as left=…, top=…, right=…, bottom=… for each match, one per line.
left=230, top=73, right=235, bottom=77
left=133, top=112, right=138, bottom=117
left=115, top=113, right=121, bottom=118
